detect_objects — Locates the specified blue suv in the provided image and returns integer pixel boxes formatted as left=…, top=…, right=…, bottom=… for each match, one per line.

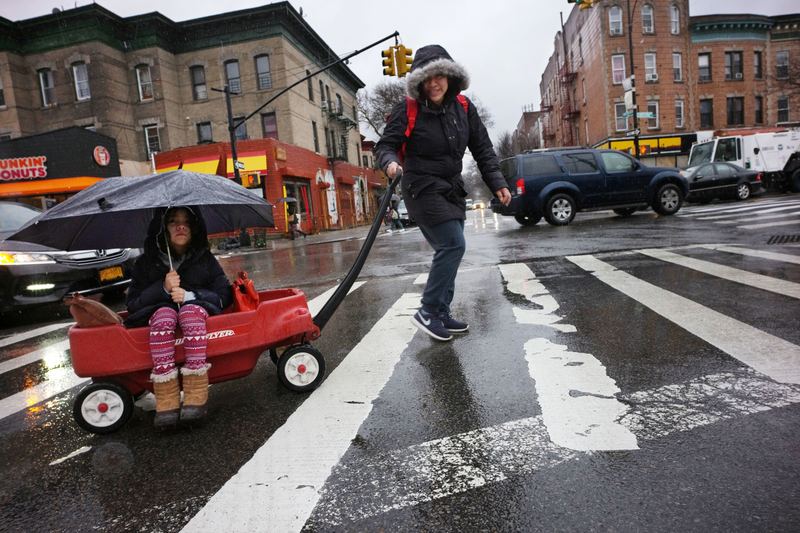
left=491, top=148, right=688, bottom=226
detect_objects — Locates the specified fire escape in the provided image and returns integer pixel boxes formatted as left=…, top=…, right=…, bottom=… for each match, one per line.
left=323, top=100, right=358, bottom=162
left=558, top=64, right=578, bottom=146
left=540, top=97, right=556, bottom=143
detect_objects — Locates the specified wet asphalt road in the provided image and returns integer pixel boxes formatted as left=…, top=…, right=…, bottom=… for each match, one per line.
left=1, top=195, right=799, bottom=532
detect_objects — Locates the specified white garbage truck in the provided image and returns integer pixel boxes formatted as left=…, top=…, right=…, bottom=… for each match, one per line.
left=687, top=129, right=800, bottom=192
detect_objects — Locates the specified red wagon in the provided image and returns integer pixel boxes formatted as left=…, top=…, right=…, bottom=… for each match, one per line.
left=70, top=288, right=322, bottom=433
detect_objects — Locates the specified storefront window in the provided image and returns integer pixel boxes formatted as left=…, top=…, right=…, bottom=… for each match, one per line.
left=136, top=65, right=153, bottom=101
left=72, top=62, right=91, bottom=101
left=38, top=68, right=55, bottom=106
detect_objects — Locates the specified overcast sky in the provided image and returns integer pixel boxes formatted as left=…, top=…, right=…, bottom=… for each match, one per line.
left=3, top=0, right=798, bottom=142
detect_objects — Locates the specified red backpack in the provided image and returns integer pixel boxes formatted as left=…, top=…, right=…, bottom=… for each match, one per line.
left=399, top=94, right=469, bottom=162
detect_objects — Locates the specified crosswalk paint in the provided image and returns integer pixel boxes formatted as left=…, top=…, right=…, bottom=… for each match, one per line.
left=310, top=369, right=800, bottom=527
left=181, top=292, right=420, bottom=533
left=638, top=248, right=800, bottom=299
left=695, top=204, right=800, bottom=220
left=696, top=244, right=800, bottom=265
left=679, top=198, right=800, bottom=216
left=0, top=339, right=71, bottom=374
left=567, top=254, right=800, bottom=385
left=717, top=210, right=800, bottom=224
left=0, top=322, right=73, bottom=349
left=498, top=263, right=636, bottom=451
left=738, top=218, right=800, bottom=230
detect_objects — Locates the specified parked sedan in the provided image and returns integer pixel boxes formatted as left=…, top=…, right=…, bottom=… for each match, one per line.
left=0, top=201, right=138, bottom=313
left=682, top=162, right=765, bottom=203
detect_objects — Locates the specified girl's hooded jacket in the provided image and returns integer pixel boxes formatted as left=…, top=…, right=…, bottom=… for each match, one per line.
left=374, top=44, right=506, bottom=227
left=124, top=207, right=232, bottom=328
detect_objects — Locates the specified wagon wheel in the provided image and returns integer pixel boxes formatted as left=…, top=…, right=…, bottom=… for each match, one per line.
left=73, top=381, right=134, bottom=434
left=269, top=348, right=279, bottom=365
left=277, top=344, right=326, bottom=392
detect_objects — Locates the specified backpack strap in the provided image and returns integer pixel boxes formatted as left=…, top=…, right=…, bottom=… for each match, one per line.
left=398, top=95, right=469, bottom=162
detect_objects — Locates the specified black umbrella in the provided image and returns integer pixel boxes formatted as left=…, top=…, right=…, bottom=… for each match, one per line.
left=10, top=170, right=274, bottom=251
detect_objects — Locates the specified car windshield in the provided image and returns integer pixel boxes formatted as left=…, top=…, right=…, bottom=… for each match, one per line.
left=0, top=202, right=41, bottom=232
left=688, top=141, right=714, bottom=167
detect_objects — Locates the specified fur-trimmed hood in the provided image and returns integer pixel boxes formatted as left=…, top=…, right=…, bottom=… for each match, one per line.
left=406, top=44, right=470, bottom=101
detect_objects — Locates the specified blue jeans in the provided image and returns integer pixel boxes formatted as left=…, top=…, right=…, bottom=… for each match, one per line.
left=418, top=219, right=465, bottom=315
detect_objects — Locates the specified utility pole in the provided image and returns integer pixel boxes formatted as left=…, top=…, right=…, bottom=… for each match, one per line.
left=627, top=0, right=641, bottom=159
left=211, top=85, right=242, bottom=183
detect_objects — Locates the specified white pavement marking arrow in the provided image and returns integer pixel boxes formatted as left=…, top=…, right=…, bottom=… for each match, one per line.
left=499, top=263, right=636, bottom=451
left=567, top=254, right=800, bottom=385
left=181, top=292, right=421, bottom=533
left=310, top=369, right=800, bottom=527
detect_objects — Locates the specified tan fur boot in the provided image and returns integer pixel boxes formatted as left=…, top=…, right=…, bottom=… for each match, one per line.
left=151, top=369, right=180, bottom=428
left=180, top=367, right=209, bottom=422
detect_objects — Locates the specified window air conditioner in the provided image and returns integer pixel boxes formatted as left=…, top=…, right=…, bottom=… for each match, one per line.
left=735, top=72, right=743, bottom=80
left=646, top=73, right=658, bottom=82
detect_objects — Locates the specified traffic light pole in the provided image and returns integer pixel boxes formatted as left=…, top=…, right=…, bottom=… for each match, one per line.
left=627, top=0, right=640, bottom=159
left=221, top=31, right=400, bottom=179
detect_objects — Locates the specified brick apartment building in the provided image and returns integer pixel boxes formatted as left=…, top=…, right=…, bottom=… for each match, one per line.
left=0, top=2, right=387, bottom=235
left=535, top=0, right=800, bottom=166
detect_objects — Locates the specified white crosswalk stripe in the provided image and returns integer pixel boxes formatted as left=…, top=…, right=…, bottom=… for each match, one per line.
left=677, top=198, right=800, bottom=230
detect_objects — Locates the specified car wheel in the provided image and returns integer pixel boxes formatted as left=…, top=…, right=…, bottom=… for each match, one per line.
left=544, top=193, right=576, bottom=226
left=736, top=183, right=751, bottom=201
left=514, top=214, right=542, bottom=226
left=277, top=344, right=325, bottom=392
left=613, top=208, right=636, bottom=217
left=73, top=381, right=134, bottom=434
left=653, top=183, right=683, bottom=215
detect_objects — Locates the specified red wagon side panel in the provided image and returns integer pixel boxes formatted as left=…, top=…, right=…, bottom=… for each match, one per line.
left=69, top=289, right=320, bottom=390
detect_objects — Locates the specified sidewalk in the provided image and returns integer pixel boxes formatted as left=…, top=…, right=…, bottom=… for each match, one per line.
left=215, top=225, right=377, bottom=256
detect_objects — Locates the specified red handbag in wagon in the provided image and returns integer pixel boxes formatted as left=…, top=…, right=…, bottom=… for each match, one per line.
left=232, top=271, right=259, bottom=312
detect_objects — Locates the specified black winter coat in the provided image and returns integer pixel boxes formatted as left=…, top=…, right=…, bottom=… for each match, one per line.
left=124, top=208, right=232, bottom=328
left=375, top=95, right=506, bottom=227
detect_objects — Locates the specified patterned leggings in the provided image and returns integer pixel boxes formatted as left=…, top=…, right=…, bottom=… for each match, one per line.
left=149, top=304, right=209, bottom=376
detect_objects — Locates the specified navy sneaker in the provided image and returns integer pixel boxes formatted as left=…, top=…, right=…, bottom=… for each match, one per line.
left=439, top=312, right=469, bottom=333
left=411, top=309, right=453, bottom=341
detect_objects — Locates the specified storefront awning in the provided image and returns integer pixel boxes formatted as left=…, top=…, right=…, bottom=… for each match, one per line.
left=226, top=152, right=267, bottom=177
left=0, top=177, right=103, bottom=198
left=156, top=163, right=181, bottom=174
left=182, top=156, right=221, bottom=175
left=337, top=175, right=355, bottom=186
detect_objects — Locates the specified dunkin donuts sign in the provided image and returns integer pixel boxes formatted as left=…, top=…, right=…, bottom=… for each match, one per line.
left=0, top=156, right=48, bottom=181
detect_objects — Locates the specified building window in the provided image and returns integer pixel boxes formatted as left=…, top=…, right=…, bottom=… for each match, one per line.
left=614, top=103, right=628, bottom=132
left=190, top=66, right=207, bottom=100
left=725, top=52, right=743, bottom=80
left=144, top=124, right=160, bottom=157
left=609, top=6, right=623, bottom=35
left=306, top=70, right=314, bottom=101
left=644, top=53, right=657, bottom=82
left=611, top=54, right=626, bottom=84
left=362, top=155, right=369, bottom=167
left=312, top=121, right=319, bottom=152
left=698, top=53, right=711, bottom=82
left=755, top=96, right=763, bottom=124
left=0, top=74, right=5, bottom=106
left=135, top=65, right=153, bottom=101
left=754, top=51, right=763, bottom=79
left=325, top=85, right=332, bottom=107
left=319, top=80, right=325, bottom=105
left=726, top=97, right=744, bottom=125
left=72, top=62, right=91, bottom=101
left=777, top=97, right=789, bottom=123
left=776, top=51, right=789, bottom=79
left=647, top=101, right=659, bottom=129
left=670, top=4, right=680, bottom=34
left=38, top=68, right=55, bottom=106
left=641, top=4, right=654, bottom=33
left=336, top=93, right=343, bottom=114
left=225, top=60, right=241, bottom=93
left=261, top=112, right=278, bottom=139
left=196, top=122, right=212, bottom=143
left=675, top=100, right=684, bottom=128
left=324, top=128, right=331, bottom=155
left=672, top=53, right=682, bottom=82
left=233, top=116, right=247, bottom=140
left=255, top=55, right=272, bottom=90
left=700, top=99, right=714, bottom=129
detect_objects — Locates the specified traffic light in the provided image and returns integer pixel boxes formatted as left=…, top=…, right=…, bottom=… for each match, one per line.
left=381, top=47, right=396, bottom=77
left=394, top=45, right=413, bottom=77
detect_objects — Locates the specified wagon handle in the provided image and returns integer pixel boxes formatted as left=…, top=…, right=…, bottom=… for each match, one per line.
left=312, top=171, right=402, bottom=331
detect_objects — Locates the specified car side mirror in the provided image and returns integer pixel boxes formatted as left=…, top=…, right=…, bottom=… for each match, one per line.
left=694, top=175, right=704, bottom=180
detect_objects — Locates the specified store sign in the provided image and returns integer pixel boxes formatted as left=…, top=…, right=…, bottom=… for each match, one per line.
left=0, top=156, right=48, bottom=181
left=93, top=146, right=111, bottom=167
